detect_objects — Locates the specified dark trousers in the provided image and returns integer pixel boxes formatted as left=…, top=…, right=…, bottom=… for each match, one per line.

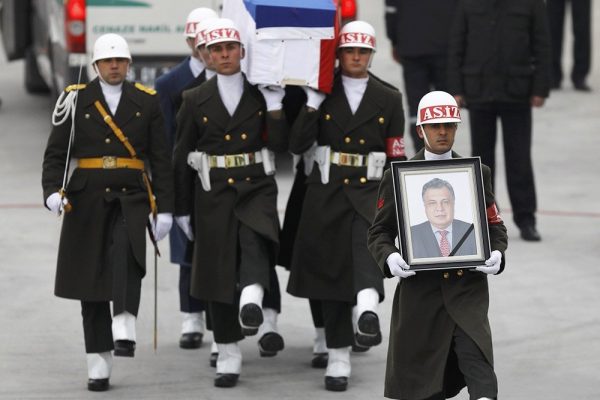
left=81, top=211, right=142, bottom=353
left=401, top=54, right=448, bottom=154
left=179, top=266, right=205, bottom=313
left=546, top=0, right=591, bottom=85
left=469, top=102, right=537, bottom=227
left=209, top=223, right=272, bottom=344
left=321, top=300, right=354, bottom=349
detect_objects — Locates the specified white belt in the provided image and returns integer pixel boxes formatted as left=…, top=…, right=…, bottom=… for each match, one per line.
left=330, top=151, right=368, bottom=167
left=208, top=151, right=263, bottom=169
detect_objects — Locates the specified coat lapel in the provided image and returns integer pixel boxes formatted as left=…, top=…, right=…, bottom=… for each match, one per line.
left=326, top=77, right=353, bottom=132
left=226, top=77, right=261, bottom=132
left=196, top=77, right=229, bottom=131
left=345, top=78, right=385, bottom=133
left=114, top=81, right=141, bottom=127
left=80, top=79, right=111, bottom=128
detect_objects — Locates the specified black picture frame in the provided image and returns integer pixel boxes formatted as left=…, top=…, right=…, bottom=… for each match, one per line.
left=390, top=157, right=491, bottom=271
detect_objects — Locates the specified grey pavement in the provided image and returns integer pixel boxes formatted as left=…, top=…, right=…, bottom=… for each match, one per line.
left=1, top=1, right=600, bottom=399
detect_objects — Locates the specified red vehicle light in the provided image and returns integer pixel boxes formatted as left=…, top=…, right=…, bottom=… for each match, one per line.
left=340, top=0, right=357, bottom=20
left=66, top=0, right=86, bottom=53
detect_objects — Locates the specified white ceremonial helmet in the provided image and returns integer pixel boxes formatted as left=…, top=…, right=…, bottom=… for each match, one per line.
left=203, top=18, right=242, bottom=48
left=194, top=16, right=218, bottom=48
left=91, top=33, right=131, bottom=63
left=184, top=7, right=219, bottom=39
left=338, top=20, right=377, bottom=52
left=416, top=91, right=462, bottom=126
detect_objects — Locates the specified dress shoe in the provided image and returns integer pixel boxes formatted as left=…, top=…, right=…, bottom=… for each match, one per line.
left=311, top=352, right=328, bottom=368
left=258, top=331, right=284, bottom=357
left=325, top=376, right=348, bottom=391
left=352, top=339, right=370, bottom=353
left=214, top=373, right=239, bottom=388
left=87, top=378, right=109, bottom=392
left=179, top=332, right=203, bottom=349
left=520, top=225, right=541, bottom=242
left=209, top=352, right=218, bottom=368
left=356, top=311, right=382, bottom=347
left=113, top=340, right=135, bottom=357
left=239, top=303, right=263, bottom=336
left=573, top=81, right=592, bottom=92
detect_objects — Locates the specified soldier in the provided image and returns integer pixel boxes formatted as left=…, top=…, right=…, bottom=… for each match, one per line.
left=286, top=21, right=407, bottom=392
left=155, top=7, right=218, bottom=352
left=368, top=91, right=508, bottom=400
left=173, top=18, right=288, bottom=388
left=42, top=33, right=173, bottom=392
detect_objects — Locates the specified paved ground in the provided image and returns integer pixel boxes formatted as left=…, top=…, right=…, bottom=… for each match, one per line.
left=1, top=2, right=600, bottom=399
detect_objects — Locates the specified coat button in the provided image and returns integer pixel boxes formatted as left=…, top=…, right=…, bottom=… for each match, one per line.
left=378, top=117, right=385, bottom=124
left=443, top=272, right=449, bottom=279
left=245, top=177, right=251, bottom=182
left=105, top=187, right=111, bottom=193
left=227, top=178, right=235, bottom=184
left=85, top=113, right=90, bottom=119
left=325, top=114, right=331, bottom=120
left=359, top=177, right=367, bottom=184
left=344, top=136, right=351, bottom=143
left=258, top=111, right=263, bottom=116
left=224, top=134, right=231, bottom=141
left=457, top=269, right=464, bottom=277
left=343, top=178, right=350, bottom=184
left=135, top=111, right=141, bottom=117
left=121, top=188, right=127, bottom=192
left=105, top=138, right=111, bottom=144
left=241, top=133, right=248, bottom=140
left=202, top=116, right=208, bottom=124
left=359, top=138, right=366, bottom=145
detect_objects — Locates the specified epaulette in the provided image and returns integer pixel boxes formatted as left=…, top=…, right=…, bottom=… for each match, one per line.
left=135, top=82, right=157, bottom=95
left=65, top=84, right=87, bottom=92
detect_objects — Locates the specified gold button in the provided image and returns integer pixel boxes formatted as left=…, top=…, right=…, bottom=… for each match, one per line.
left=227, top=178, right=235, bottom=184
left=202, top=116, right=208, bottom=124
left=443, top=272, right=449, bottom=279
left=378, top=117, right=385, bottom=124
left=325, top=114, right=331, bottom=120
left=343, top=178, right=350, bottom=184
left=457, top=269, right=464, bottom=277
left=241, top=133, right=248, bottom=140
left=258, top=111, right=263, bottom=116
left=105, top=138, right=111, bottom=144
left=85, top=113, right=90, bottom=119
left=359, top=139, right=365, bottom=145
left=245, top=177, right=251, bottom=182
left=121, top=188, right=127, bottom=192
left=344, top=137, right=351, bottom=143
left=224, top=134, right=231, bottom=141
left=359, top=177, right=367, bottom=184
left=135, top=111, right=141, bottom=117
left=105, top=188, right=111, bottom=193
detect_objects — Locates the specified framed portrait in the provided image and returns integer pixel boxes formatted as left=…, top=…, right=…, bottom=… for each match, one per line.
left=390, top=157, right=491, bottom=271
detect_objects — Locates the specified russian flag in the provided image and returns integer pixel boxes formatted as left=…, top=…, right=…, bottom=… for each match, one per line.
left=222, top=0, right=339, bottom=93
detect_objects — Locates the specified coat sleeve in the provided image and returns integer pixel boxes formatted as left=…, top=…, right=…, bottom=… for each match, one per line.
left=368, top=169, right=401, bottom=278
left=482, top=164, right=508, bottom=273
left=146, top=94, right=174, bottom=214
left=530, top=0, right=552, bottom=98
left=289, top=106, right=321, bottom=154
left=384, top=89, right=407, bottom=164
left=173, top=91, right=199, bottom=216
left=447, top=0, right=467, bottom=96
left=154, top=76, right=176, bottom=150
left=42, top=93, right=72, bottom=204
left=265, top=110, right=290, bottom=153
left=384, top=0, right=399, bottom=46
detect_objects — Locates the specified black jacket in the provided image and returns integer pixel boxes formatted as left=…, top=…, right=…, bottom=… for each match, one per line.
left=385, top=0, right=458, bottom=57
left=447, top=0, right=551, bottom=104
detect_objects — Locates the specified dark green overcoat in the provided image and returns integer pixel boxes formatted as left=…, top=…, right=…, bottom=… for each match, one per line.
left=42, top=78, right=174, bottom=301
left=367, top=150, right=508, bottom=399
left=173, top=75, right=288, bottom=304
left=286, top=75, right=406, bottom=302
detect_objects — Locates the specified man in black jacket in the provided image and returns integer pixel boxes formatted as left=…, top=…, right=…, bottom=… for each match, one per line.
left=385, top=0, right=458, bottom=154
left=447, top=0, right=551, bottom=241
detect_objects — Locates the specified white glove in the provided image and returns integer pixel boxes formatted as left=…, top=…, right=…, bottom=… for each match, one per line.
left=175, top=215, right=194, bottom=241
left=475, top=250, right=502, bottom=275
left=149, top=213, right=173, bottom=242
left=258, top=85, right=285, bottom=111
left=386, top=252, right=416, bottom=279
left=302, top=86, right=326, bottom=110
left=46, top=192, right=67, bottom=215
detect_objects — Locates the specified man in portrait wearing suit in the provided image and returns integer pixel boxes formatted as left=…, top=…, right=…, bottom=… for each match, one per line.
left=410, top=177, right=476, bottom=259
